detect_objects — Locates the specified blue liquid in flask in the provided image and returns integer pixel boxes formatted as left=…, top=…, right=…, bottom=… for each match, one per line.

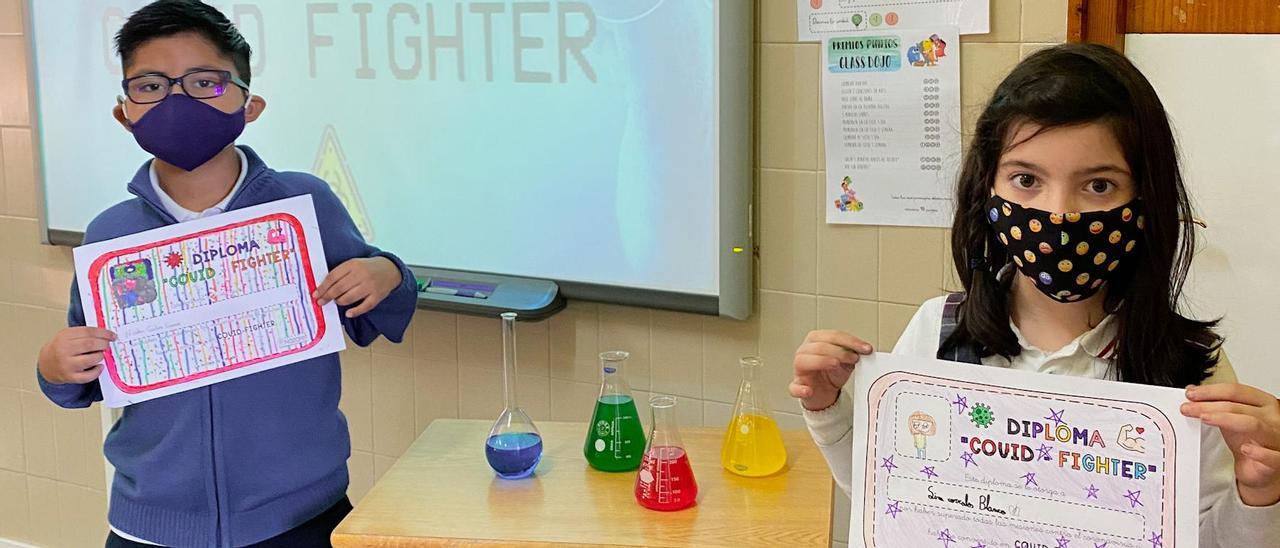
left=485, top=432, right=543, bottom=479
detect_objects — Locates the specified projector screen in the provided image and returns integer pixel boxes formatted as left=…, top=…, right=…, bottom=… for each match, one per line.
left=27, top=0, right=752, bottom=318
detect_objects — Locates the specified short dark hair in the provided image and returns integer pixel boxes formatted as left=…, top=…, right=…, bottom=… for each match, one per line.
left=945, top=43, right=1220, bottom=388
left=115, top=0, right=252, bottom=86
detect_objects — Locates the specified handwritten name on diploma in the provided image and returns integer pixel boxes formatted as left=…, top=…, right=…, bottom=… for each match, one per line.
left=925, top=484, right=1015, bottom=516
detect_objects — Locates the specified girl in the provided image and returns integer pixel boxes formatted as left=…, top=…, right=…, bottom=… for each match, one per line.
left=908, top=411, right=936, bottom=458
left=791, top=44, right=1280, bottom=546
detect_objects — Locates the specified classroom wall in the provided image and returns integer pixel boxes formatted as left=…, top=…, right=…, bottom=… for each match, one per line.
left=0, top=1, right=1066, bottom=546
left=1126, top=34, right=1280, bottom=397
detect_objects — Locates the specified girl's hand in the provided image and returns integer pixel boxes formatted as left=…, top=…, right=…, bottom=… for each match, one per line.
left=1182, top=383, right=1280, bottom=506
left=790, top=330, right=873, bottom=412
left=313, top=257, right=403, bottom=318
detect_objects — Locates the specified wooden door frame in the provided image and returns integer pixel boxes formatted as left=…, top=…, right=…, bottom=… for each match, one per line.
left=1069, top=0, right=1280, bottom=50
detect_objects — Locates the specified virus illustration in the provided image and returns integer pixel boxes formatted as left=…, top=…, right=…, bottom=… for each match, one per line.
left=969, top=402, right=995, bottom=428
left=164, top=251, right=183, bottom=269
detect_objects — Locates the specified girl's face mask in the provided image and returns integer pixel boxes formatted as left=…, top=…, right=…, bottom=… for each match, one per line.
left=986, top=194, right=1144, bottom=303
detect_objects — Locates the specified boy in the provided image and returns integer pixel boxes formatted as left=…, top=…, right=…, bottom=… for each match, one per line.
left=34, top=1, right=417, bottom=546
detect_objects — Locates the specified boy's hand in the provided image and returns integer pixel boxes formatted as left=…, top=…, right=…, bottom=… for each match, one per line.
left=790, top=330, right=873, bottom=412
left=38, top=327, right=117, bottom=384
left=1182, top=383, right=1280, bottom=506
left=313, top=257, right=403, bottom=318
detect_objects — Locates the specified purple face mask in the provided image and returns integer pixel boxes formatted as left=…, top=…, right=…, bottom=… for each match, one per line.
left=127, top=94, right=246, bottom=171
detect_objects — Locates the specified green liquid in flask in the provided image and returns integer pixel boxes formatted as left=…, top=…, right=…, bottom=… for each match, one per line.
left=584, top=394, right=646, bottom=471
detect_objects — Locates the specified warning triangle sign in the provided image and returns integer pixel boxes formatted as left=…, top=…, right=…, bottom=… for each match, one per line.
left=312, top=125, right=375, bottom=242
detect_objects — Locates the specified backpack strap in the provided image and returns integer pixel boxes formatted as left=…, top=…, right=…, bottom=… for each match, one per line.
left=937, top=292, right=983, bottom=364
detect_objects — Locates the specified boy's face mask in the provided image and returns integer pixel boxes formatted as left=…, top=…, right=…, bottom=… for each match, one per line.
left=123, top=94, right=247, bottom=172
left=985, top=194, right=1144, bottom=303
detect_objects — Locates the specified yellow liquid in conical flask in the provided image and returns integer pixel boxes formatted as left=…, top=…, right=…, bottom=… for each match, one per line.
left=721, top=414, right=787, bottom=477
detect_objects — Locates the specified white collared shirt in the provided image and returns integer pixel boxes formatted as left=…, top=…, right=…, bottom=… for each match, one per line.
left=804, top=295, right=1280, bottom=547
left=891, top=297, right=1121, bottom=378
left=149, top=147, right=248, bottom=222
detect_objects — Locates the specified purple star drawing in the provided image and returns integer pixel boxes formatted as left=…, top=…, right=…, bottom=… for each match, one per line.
left=1056, top=535, right=1070, bottom=548
left=1021, top=471, right=1038, bottom=487
left=921, top=466, right=939, bottom=479
left=881, top=455, right=899, bottom=473
left=1148, top=532, right=1163, bottom=547
left=937, top=528, right=956, bottom=547
left=1045, top=407, right=1066, bottom=427
left=972, top=543, right=987, bottom=548
left=961, top=451, right=978, bottom=468
left=1038, top=443, right=1054, bottom=461
left=886, top=500, right=903, bottom=519
left=1085, top=484, right=1100, bottom=499
left=952, top=394, right=969, bottom=415
left=1124, top=489, right=1144, bottom=508
left=1094, top=543, right=1108, bottom=548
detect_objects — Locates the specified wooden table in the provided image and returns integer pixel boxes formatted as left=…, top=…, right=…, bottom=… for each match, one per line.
left=332, top=419, right=833, bottom=547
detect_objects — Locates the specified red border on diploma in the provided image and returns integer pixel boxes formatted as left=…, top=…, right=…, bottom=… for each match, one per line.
left=87, top=213, right=326, bottom=394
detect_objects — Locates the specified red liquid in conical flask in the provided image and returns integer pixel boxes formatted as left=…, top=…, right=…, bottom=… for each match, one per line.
left=634, top=446, right=698, bottom=511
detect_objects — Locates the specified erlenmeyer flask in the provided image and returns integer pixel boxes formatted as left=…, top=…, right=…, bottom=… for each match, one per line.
left=585, top=351, right=645, bottom=471
left=485, top=312, right=542, bottom=479
left=635, top=395, right=698, bottom=511
left=721, top=356, right=787, bottom=477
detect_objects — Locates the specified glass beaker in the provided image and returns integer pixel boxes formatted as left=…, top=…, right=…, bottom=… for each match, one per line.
left=585, top=351, right=646, bottom=471
left=721, top=356, right=788, bottom=477
left=485, top=312, right=543, bottom=479
left=635, top=395, right=698, bottom=511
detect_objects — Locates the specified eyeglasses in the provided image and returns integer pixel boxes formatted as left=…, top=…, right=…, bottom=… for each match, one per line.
left=121, top=70, right=249, bottom=105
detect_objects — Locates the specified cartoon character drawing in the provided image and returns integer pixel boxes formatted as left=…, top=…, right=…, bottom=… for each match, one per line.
left=836, top=176, right=865, bottom=212
left=906, top=44, right=923, bottom=66
left=266, top=228, right=288, bottom=245
left=1117, top=424, right=1145, bottom=453
left=110, top=259, right=158, bottom=309
left=910, top=35, right=948, bottom=67
left=930, top=34, right=948, bottom=59
left=908, top=411, right=937, bottom=458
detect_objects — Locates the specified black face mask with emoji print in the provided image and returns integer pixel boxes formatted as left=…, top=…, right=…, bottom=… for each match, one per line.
left=985, top=195, right=1143, bottom=303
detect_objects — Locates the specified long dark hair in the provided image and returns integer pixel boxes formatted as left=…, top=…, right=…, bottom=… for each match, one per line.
left=944, top=43, right=1220, bottom=387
